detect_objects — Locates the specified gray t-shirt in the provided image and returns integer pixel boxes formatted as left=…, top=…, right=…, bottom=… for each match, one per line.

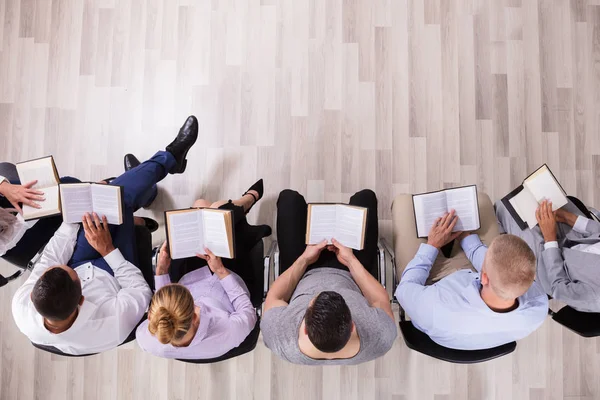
left=261, top=268, right=397, bottom=365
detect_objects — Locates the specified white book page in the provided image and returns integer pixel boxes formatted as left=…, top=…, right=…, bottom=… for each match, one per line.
left=91, top=184, right=122, bottom=225
left=201, top=210, right=231, bottom=258
left=509, top=189, right=540, bottom=229
left=60, top=184, right=93, bottom=223
left=413, top=192, right=448, bottom=237
left=22, top=185, right=61, bottom=220
left=168, top=210, right=204, bottom=259
left=524, top=167, right=568, bottom=210
left=333, top=205, right=366, bottom=250
left=16, top=157, right=58, bottom=189
left=445, top=186, right=480, bottom=231
left=307, top=205, right=337, bottom=244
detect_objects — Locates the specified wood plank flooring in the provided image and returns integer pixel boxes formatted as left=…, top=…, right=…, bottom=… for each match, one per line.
left=1, top=0, right=600, bottom=399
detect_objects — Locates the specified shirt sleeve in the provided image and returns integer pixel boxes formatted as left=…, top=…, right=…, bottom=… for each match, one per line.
left=460, top=234, right=488, bottom=273
left=11, top=223, right=80, bottom=329
left=260, top=306, right=293, bottom=360
left=216, top=273, right=258, bottom=348
left=154, top=274, right=172, bottom=291
left=572, top=215, right=600, bottom=235
left=544, top=241, right=559, bottom=250
left=394, top=244, right=438, bottom=330
left=0, top=175, right=6, bottom=186
left=104, top=249, right=153, bottom=343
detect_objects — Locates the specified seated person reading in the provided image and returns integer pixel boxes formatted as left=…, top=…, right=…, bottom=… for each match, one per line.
left=496, top=199, right=600, bottom=312
left=0, top=168, right=80, bottom=266
left=11, top=116, right=199, bottom=355
left=261, top=189, right=396, bottom=365
left=395, top=210, right=548, bottom=350
left=135, top=181, right=271, bottom=359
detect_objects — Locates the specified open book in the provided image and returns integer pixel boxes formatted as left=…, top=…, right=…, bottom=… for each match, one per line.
left=59, top=183, right=124, bottom=225
left=305, top=204, right=368, bottom=250
left=16, top=156, right=61, bottom=221
left=165, top=208, right=235, bottom=259
left=412, top=185, right=480, bottom=238
left=501, top=164, right=568, bottom=230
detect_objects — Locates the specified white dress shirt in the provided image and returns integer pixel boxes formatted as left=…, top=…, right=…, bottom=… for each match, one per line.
left=544, top=216, right=600, bottom=255
left=0, top=175, right=39, bottom=257
left=11, top=223, right=153, bottom=355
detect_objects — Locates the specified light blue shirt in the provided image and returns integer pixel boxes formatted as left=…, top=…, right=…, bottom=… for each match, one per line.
left=395, top=235, right=548, bottom=350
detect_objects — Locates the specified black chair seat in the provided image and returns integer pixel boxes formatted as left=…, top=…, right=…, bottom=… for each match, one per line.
left=551, top=306, right=600, bottom=338
left=176, top=317, right=261, bottom=364
left=399, top=321, right=516, bottom=364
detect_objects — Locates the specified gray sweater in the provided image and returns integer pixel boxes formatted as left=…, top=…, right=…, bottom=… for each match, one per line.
left=261, top=267, right=397, bottom=365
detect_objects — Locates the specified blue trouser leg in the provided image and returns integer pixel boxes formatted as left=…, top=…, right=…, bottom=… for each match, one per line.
left=68, top=151, right=176, bottom=274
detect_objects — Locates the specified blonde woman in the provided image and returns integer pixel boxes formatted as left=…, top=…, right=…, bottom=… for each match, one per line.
left=136, top=180, right=271, bottom=359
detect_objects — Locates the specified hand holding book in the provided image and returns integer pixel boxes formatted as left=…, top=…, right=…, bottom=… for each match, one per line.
left=536, top=200, right=558, bottom=242
left=196, top=248, right=230, bottom=279
left=0, top=180, right=45, bottom=214
left=426, top=210, right=464, bottom=250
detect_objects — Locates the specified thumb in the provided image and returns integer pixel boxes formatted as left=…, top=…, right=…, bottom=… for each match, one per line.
left=204, top=247, right=215, bottom=257
left=450, top=231, right=462, bottom=241
left=196, top=253, right=208, bottom=260
left=317, top=239, right=328, bottom=249
left=331, top=238, right=341, bottom=248
left=22, top=180, right=38, bottom=189
left=9, top=200, right=23, bottom=215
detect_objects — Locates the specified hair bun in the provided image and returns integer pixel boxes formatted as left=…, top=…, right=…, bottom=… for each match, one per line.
left=153, top=307, right=177, bottom=344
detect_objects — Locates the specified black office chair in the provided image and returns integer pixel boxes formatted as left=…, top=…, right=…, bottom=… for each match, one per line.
left=386, top=239, right=517, bottom=363
left=151, top=239, right=268, bottom=364
left=546, top=196, right=600, bottom=337
left=30, top=225, right=155, bottom=357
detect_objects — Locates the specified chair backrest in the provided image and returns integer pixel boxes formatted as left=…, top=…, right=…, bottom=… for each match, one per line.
left=175, top=316, right=261, bottom=364
left=399, top=320, right=516, bottom=364
left=551, top=306, right=600, bottom=338
left=567, top=195, right=596, bottom=221
left=0, top=162, right=19, bottom=182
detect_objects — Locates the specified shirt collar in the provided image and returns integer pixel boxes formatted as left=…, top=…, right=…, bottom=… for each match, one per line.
left=38, top=300, right=98, bottom=335
left=193, top=305, right=211, bottom=342
left=465, top=275, right=523, bottom=313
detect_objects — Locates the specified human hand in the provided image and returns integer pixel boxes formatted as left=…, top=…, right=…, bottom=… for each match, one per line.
left=82, top=212, right=115, bottom=257
left=427, top=210, right=463, bottom=249
left=197, top=248, right=229, bottom=279
left=155, top=241, right=171, bottom=275
left=536, top=200, right=557, bottom=242
left=328, top=238, right=357, bottom=268
left=300, top=240, right=328, bottom=265
left=0, top=180, right=45, bottom=214
left=554, top=207, right=577, bottom=227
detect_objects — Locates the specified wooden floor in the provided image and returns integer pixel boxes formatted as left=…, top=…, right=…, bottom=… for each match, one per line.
left=1, top=0, right=600, bottom=399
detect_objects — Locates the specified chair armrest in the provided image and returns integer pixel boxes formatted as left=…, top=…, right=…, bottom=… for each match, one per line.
left=376, top=240, right=387, bottom=289
left=589, top=207, right=600, bottom=222
left=378, top=238, right=398, bottom=304
left=263, top=241, right=279, bottom=300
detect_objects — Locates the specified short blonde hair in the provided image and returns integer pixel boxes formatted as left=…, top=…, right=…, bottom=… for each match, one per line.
left=484, top=234, right=536, bottom=300
left=148, top=284, right=195, bottom=345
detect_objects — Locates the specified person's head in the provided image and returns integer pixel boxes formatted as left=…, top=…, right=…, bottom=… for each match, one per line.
left=31, top=266, right=83, bottom=322
left=304, top=291, right=353, bottom=353
left=148, top=284, right=197, bottom=346
left=481, top=234, right=536, bottom=300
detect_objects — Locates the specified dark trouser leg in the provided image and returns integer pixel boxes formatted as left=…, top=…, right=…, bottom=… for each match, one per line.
left=348, top=189, right=379, bottom=278
left=276, top=190, right=311, bottom=273
left=69, top=151, right=176, bottom=270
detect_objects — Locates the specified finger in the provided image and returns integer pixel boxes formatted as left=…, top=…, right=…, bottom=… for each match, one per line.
left=92, top=212, right=102, bottom=229
left=317, top=239, right=328, bottom=249
left=22, top=180, right=38, bottom=189
left=450, top=231, right=462, bottom=241
left=547, top=201, right=553, bottom=218
left=444, top=211, right=457, bottom=229
left=160, top=241, right=169, bottom=253
left=9, top=200, right=23, bottom=214
left=25, top=189, right=45, bottom=197
left=25, top=193, right=45, bottom=202
left=204, top=247, right=215, bottom=258
left=85, top=213, right=98, bottom=233
left=441, top=212, right=451, bottom=228
left=102, top=215, right=109, bottom=230
left=535, top=207, right=541, bottom=222
left=433, top=217, right=442, bottom=228
left=195, top=253, right=208, bottom=260
left=22, top=199, right=42, bottom=209
left=82, top=214, right=91, bottom=232
left=448, top=215, right=458, bottom=231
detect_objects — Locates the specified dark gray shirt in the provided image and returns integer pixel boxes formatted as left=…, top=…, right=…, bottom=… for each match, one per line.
left=261, top=268, right=397, bottom=365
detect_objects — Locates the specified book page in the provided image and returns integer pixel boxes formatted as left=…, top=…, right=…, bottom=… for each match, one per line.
left=413, top=192, right=448, bottom=237
left=445, top=186, right=480, bottom=232
left=167, top=210, right=204, bottom=259
left=307, top=204, right=337, bottom=244
left=16, top=157, right=59, bottom=189
left=91, top=184, right=122, bottom=225
left=60, top=184, right=93, bottom=223
left=22, top=185, right=61, bottom=220
left=523, top=166, right=568, bottom=210
left=333, top=205, right=367, bottom=250
left=508, top=189, right=539, bottom=229
left=201, top=210, right=232, bottom=258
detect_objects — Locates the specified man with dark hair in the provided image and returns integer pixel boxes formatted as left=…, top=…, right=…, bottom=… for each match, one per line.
left=261, top=189, right=396, bottom=365
left=11, top=116, right=199, bottom=355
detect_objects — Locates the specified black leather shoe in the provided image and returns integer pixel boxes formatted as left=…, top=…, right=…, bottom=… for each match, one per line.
left=242, top=179, right=264, bottom=214
left=141, top=217, right=159, bottom=233
left=124, top=154, right=141, bottom=171
left=166, top=116, right=199, bottom=174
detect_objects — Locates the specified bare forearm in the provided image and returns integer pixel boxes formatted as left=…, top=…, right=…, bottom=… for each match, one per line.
left=347, top=258, right=393, bottom=318
left=268, top=256, right=309, bottom=303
